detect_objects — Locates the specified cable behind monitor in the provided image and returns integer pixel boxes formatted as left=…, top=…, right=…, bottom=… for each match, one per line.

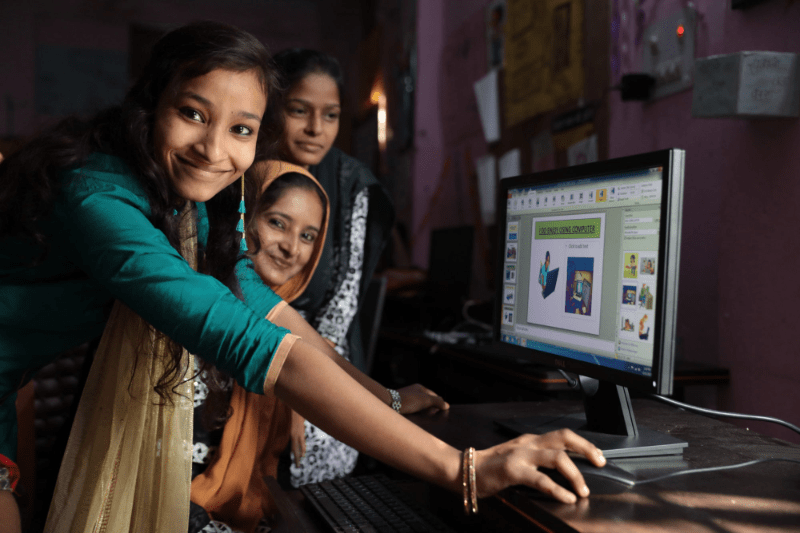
left=650, top=394, right=800, bottom=436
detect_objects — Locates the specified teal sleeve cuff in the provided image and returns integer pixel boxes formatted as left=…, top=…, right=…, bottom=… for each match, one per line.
left=235, top=258, right=283, bottom=319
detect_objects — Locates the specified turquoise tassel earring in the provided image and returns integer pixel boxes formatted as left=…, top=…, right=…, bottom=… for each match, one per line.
left=238, top=175, right=248, bottom=252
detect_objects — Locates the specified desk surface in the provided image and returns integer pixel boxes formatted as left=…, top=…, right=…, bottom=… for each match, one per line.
left=407, top=400, right=800, bottom=533
left=270, top=399, right=800, bottom=533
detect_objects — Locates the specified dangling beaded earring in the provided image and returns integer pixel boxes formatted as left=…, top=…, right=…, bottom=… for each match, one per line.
left=237, top=175, right=248, bottom=252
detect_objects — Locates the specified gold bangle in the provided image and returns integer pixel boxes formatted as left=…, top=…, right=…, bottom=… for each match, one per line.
left=468, top=447, right=478, bottom=514
left=462, top=448, right=470, bottom=515
left=462, top=447, right=478, bottom=515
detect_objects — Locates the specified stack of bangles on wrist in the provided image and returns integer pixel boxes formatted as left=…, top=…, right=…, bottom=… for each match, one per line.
left=462, top=447, right=478, bottom=515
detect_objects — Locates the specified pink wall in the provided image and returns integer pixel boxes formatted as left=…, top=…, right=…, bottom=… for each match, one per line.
left=415, top=0, right=800, bottom=442
left=610, top=0, right=800, bottom=443
left=412, top=0, right=446, bottom=267
left=412, top=0, right=492, bottom=298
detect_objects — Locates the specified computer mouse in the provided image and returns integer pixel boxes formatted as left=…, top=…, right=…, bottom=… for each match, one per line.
left=519, top=458, right=637, bottom=500
left=570, top=456, right=637, bottom=487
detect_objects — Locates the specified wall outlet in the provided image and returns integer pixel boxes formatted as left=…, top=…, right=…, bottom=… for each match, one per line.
left=641, top=6, right=697, bottom=100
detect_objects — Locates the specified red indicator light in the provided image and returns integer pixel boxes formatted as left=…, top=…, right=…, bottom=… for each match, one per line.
left=676, top=25, right=685, bottom=37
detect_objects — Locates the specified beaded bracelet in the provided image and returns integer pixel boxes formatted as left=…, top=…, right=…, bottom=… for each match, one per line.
left=388, top=388, right=402, bottom=412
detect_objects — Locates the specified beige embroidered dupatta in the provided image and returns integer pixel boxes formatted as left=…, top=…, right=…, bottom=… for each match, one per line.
left=44, top=207, right=197, bottom=532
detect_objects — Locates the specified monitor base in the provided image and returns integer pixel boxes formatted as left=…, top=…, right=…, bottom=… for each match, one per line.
left=495, top=413, right=688, bottom=459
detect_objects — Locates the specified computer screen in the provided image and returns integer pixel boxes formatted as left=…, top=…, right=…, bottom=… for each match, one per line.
left=493, top=149, right=687, bottom=457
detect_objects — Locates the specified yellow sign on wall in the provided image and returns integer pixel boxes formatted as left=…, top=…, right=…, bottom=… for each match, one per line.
left=504, top=0, right=585, bottom=127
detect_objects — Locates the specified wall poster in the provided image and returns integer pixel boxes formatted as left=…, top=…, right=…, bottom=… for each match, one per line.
left=504, top=0, right=585, bottom=127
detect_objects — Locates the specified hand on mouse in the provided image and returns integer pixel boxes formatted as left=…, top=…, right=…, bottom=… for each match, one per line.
left=474, top=429, right=606, bottom=504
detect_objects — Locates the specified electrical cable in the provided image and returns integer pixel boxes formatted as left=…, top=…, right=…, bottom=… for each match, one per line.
left=460, top=300, right=493, bottom=332
left=556, top=369, right=579, bottom=389
left=650, top=394, right=800, bottom=436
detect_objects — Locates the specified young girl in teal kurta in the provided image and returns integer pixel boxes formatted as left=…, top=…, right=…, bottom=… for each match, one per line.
left=0, top=20, right=605, bottom=533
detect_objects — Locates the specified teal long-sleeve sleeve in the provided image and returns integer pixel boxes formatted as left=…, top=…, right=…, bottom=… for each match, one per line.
left=51, top=155, right=290, bottom=391
left=1, top=154, right=298, bottom=461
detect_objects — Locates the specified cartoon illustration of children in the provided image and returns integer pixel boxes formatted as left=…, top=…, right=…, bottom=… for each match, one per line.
left=539, top=251, right=550, bottom=290
left=639, top=314, right=650, bottom=340
left=628, top=254, right=637, bottom=277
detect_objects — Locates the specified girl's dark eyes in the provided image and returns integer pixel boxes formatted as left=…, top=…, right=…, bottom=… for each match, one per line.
left=231, top=125, right=254, bottom=136
left=179, top=108, right=254, bottom=136
left=268, top=218, right=285, bottom=230
left=287, top=106, right=339, bottom=122
left=301, top=232, right=317, bottom=243
left=180, top=107, right=204, bottom=122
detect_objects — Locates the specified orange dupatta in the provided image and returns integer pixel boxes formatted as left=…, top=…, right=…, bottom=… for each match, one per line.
left=190, top=161, right=328, bottom=532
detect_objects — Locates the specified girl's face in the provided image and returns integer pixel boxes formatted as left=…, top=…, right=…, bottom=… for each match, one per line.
left=251, top=186, right=324, bottom=287
left=281, top=73, right=340, bottom=168
left=153, top=68, right=267, bottom=202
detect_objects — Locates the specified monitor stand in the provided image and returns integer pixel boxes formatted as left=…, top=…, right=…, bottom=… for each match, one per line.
left=495, top=377, right=687, bottom=459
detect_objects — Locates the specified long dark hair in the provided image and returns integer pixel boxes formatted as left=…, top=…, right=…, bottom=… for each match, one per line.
left=272, top=48, right=344, bottom=102
left=0, top=21, right=283, bottom=404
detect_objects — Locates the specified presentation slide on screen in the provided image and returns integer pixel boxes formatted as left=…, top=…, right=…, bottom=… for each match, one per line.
left=527, top=213, right=606, bottom=335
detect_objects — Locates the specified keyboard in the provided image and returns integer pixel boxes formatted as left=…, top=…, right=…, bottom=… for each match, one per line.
left=300, top=474, right=456, bottom=533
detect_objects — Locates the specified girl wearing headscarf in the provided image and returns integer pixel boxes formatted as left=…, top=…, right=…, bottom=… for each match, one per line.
left=190, top=161, right=328, bottom=533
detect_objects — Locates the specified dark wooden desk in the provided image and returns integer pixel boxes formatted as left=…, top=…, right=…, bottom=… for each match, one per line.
left=271, top=400, right=800, bottom=533
left=408, top=400, right=800, bottom=533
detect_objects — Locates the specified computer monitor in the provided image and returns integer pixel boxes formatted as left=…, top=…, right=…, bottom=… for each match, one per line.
left=422, top=226, right=475, bottom=331
left=427, top=225, right=474, bottom=304
left=493, top=149, right=687, bottom=458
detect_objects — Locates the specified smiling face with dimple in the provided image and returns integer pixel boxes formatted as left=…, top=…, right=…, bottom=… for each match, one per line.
left=153, top=68, right=268, bottom=203
left=280, top=72, right=341, bottom=168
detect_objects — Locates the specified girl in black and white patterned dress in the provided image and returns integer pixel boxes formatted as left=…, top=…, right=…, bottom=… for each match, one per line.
left=273, top=49, right=395, bottom=487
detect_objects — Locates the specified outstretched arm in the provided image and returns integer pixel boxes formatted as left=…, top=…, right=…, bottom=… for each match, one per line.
left=272, top=305, right=449, bottom=414
left=273, top=338, right=605, bottom=503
